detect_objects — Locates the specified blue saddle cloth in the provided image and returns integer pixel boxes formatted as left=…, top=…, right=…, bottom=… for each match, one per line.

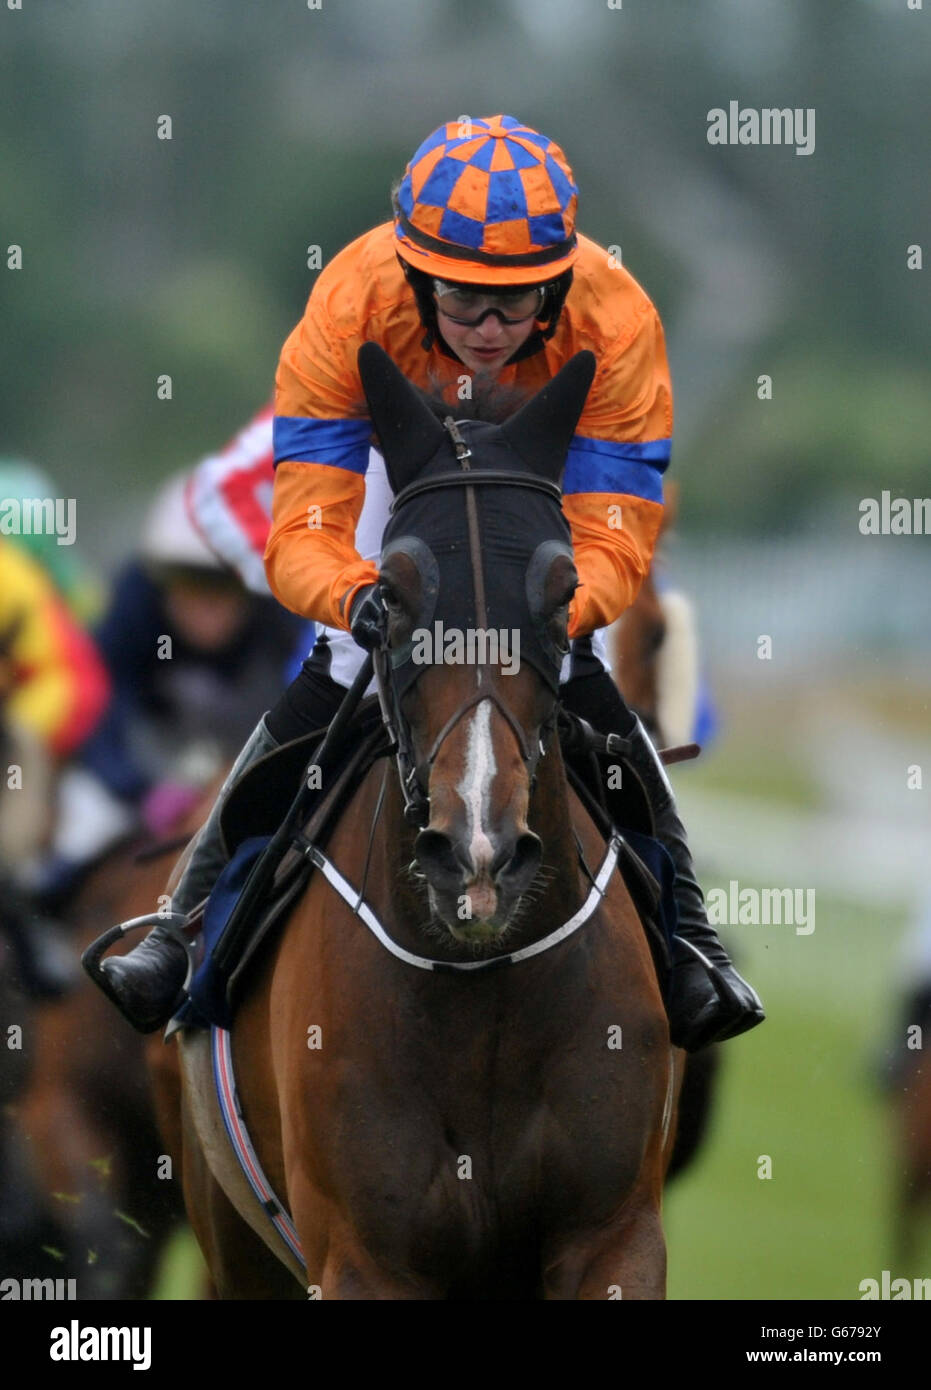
left=173, top=835, right=271, bottom=1030
left=623, top=828, right=678, bottom=950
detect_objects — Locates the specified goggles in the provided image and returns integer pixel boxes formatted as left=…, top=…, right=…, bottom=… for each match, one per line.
left=432, top=279, right=548, bottom=327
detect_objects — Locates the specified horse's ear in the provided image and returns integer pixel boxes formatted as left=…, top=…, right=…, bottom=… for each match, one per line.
left=500, top=350, right=596, bottom=483
left=357, top=343, right=446, bottom=492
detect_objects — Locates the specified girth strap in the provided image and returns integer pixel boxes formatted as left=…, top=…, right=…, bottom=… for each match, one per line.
left=211, top=1025, right=306, bottom=1276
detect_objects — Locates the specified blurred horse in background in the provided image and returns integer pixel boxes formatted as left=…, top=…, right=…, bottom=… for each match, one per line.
left=10, top=472, right=304, bottom=1298
left=15, top=783, right=217, bottom=1299
left=895, top=1054, right=931, bottom=1268
left=888, top=973, right=931, bottom=1269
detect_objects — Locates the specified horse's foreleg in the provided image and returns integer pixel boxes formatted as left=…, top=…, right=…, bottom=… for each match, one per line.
left=316, top=1243, right=444, bottom=1301
left=289, top=1199, right=443, bottom=1300
left=542, top=1199, right=667, bottom=1300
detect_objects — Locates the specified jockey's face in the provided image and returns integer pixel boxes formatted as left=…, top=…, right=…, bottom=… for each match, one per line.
left=163, top=577, right=251, bottom=653
left=435, top=293, right=538, bottom=375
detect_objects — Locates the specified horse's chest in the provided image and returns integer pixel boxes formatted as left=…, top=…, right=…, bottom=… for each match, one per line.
left=300, top=936, right=666, bottom=1291
left=334, top=1055, right=652, bottom=1281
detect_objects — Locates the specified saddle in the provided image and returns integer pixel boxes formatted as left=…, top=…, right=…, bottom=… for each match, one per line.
left=173, top=705, right=674, bottom=1031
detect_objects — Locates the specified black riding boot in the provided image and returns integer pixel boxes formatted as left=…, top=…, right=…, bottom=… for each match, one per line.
left=623, top=713, right=765, bottom=1050
left=86, top=714, right=281, bottom=1032
left=562, top=670, right=765, bottom=1052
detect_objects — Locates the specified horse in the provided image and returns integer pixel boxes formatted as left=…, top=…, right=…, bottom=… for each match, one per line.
left=15, top=793, right=214, bottom=1299
left=0, top=930, right=72, bottom=1284
left=894, top=1061, right=931, bottom=1269
left=889, top=983, right=931, bottom=1269
left=172, top=346, right=678, bottom=1300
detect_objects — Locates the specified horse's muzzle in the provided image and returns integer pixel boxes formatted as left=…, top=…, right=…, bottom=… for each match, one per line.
left=414, top=825, right=542, bottom=940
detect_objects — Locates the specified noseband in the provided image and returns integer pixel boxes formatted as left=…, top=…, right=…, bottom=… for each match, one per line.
left=374, top=417, right=563, bottom=827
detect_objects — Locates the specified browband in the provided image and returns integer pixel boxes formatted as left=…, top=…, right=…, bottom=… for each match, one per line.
left=391, top=469, right=562, bottom=514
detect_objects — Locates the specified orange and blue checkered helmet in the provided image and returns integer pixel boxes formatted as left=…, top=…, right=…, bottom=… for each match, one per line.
left=394, top=115, right=579, bottom=287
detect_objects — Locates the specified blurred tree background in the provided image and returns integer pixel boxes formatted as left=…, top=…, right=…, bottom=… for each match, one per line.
left=2, top=0, right=928, bottom=549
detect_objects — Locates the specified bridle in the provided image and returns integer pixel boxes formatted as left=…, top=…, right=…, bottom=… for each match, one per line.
left=373, top=417, right=564, bottom=827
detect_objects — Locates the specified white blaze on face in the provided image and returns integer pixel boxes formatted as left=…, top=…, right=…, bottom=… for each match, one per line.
left=456, top=698, right=496, bottom=874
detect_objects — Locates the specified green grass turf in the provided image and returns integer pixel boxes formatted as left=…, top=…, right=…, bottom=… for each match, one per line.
left=150, top=1226, right=208, bottom=1300
left=665, top=893, right=924, bottom=1300
left=675, top=733, right=824, bottom=813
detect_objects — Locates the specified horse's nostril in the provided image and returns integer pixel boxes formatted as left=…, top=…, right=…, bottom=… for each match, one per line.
left=495, top=831, right=542, bottom=893
left=414, top=829, right=466, bottom=888
left=490, top=843, right=510, bottom=878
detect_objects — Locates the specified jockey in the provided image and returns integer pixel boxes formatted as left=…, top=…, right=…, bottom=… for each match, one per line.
left=0, top=457, right=104, bottom=625
left=184, top=402, right=277, bottom=599
left=32, top=473, right=307, bottom=906
left=98, top=115, right=764, bottom=1051
left=0, top=536, right=110, bottom=994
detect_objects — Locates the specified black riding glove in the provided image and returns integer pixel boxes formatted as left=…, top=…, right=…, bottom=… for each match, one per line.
left=349, top=584, right=385, bottom=650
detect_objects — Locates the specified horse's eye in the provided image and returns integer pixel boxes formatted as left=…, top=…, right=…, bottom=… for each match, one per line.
left=379, top=584, right=402, bottom=612
left=646, top=625, right=665, bottom=655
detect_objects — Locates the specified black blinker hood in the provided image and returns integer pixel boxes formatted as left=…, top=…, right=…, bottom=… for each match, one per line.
left=357, top=344, right=595, bottom=694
